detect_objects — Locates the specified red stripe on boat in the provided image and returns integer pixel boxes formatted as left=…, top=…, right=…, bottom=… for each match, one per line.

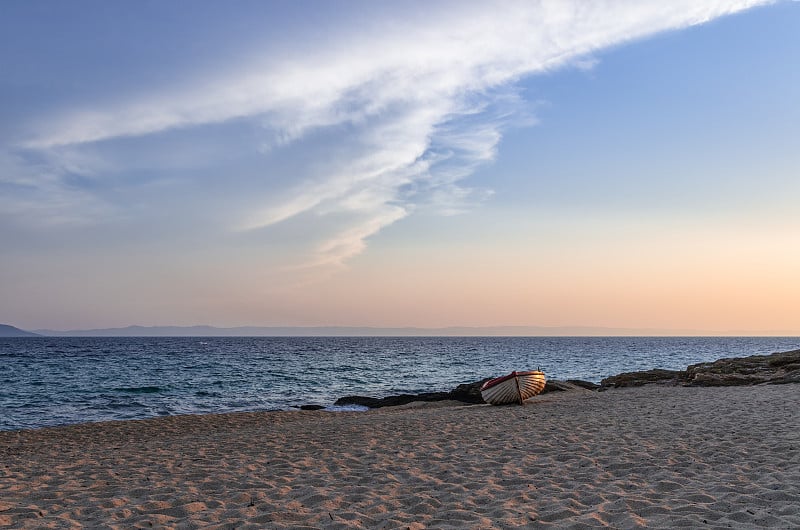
left=480, top=370, right=543, bottom=391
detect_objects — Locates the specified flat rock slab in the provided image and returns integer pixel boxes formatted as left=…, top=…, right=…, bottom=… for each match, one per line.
left=600, top=349, right=800, bottom=389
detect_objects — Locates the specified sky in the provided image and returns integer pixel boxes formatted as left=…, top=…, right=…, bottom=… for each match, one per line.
left=1, top=0, right=799, bottom=333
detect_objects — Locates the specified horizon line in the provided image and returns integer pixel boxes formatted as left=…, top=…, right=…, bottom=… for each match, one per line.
left=20, top=323, right=800, bottom=338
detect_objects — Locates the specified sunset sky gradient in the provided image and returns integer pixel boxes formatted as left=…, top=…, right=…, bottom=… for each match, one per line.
left=1, top=0, right=798, bottom=333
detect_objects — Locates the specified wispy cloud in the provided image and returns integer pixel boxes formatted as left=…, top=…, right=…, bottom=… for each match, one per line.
left=9, top=0, right=771, bottom=267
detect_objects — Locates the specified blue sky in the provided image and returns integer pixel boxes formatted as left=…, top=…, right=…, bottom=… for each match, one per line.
left=1, top=1, right=798, bottom=332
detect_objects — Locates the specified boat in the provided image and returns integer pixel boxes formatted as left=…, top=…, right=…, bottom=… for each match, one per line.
left=480, top=370, right=546, bottom=405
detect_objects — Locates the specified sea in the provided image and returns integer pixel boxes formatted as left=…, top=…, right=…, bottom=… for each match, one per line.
left=1, top=336, right=798, bottom=431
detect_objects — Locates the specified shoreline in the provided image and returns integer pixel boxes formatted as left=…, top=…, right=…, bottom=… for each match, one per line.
left=3, top=340, right=798, bottom=433
left=2, top=383, right=799, bottom=528
left=3, top=348, right=798, bottom=433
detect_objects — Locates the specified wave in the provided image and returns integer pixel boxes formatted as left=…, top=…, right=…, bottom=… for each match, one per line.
left=113, top=386, right=163, bottom=394
left=195, top=391, right=222, bottom=398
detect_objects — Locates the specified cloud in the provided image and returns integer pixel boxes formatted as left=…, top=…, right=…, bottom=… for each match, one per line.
left=9, top=0, right=772, bottom=267
left=0, top=149, right=113, bottom=229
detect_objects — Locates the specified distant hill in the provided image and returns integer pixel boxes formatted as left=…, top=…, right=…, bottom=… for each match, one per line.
left=26, top=324, right=754, bottom=337
left=0, top=324, right=40, bottom=337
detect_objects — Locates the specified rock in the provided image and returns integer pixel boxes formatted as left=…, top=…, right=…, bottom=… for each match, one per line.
left=541, top=379, right=601, bottom=393
left=332, top=395, right=377, bottom=408
left=298, top=404, right=325, bottom=411
left=566, top=379, right=601, bottom=391
left=448, top=379, right=492, bottom=403
left=598, top=349, right=800, bottom=389
left=769, top=371, right=800, bottom=385
left=334, top=392, right=453, bottom=408
left=541, top=380, right=593, bottom=393
left=600, top=369, right=686, bottom=389
left=687, top=372, right=767, bottom=386
left=685, top=349, right=800, bottom=387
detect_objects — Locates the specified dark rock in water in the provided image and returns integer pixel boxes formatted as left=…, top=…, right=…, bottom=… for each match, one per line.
left=333, top=395, right=373, bottom=408
left=298, top=404, right=325, bottom=411
left=335, top=378, right=493, bottom=408
left=335, top=392, right=452, bottom=408
left=599, top=349, right=800, bottom=389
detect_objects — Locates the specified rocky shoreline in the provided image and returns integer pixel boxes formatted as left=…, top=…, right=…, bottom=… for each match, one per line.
left=600, top=348, right=800, bottom=388
left=299, top=348, right=800, bottom=409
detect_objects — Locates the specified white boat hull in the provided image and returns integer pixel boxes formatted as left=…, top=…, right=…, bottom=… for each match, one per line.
left=480, top=370, right=546, bottom=405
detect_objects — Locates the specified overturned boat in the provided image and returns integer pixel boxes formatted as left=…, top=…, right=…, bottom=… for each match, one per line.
left=480, top=370, right=546, bottom=405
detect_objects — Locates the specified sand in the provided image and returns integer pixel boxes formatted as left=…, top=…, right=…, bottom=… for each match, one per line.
left=1, top=384, right=798, bottom=529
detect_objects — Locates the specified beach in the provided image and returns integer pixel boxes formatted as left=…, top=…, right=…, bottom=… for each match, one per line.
left=1, top=383, right=798, bottom=529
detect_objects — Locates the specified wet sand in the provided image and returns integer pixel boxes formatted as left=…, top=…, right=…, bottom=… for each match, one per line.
left=1, top=383, right=798, bottom=529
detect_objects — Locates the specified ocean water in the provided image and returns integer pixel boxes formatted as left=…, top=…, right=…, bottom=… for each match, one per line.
left=1, top=336, right=797, bottom=431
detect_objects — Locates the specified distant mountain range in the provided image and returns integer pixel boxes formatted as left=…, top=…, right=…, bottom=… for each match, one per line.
left=0, top=324, right=41, bottom=337
left=34, top=324, right=663, bottom=337
left=9, top=324, right=796, bottom=337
